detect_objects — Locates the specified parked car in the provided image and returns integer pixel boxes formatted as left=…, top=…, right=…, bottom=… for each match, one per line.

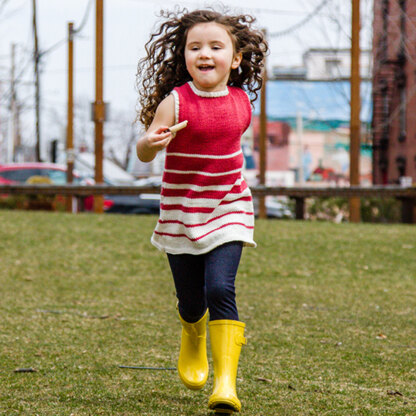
left=0, top=162, right=87, bottom=185
left=104, top=176, right=161, bottom=215
left=0, top=162, right=160, bottom=214
left=0, top=162, right=114, bottom=211
left=253, top=196, right=293, bottom=219
left=69, top=154, right=160, bottom=214
left=104, top=193, right=159, bottom=214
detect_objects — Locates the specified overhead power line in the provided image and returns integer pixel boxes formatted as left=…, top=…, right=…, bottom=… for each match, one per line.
left=121, top=0, right=349, bottom=18
left=269, top=0, right=332, bottom=38
left=74, top=0, right=94, bottom=34
left=40, top=38, right=67, bottom=57
left=1, top=0, right=94, bottom=107
left=41, top=0, right=93, bottom=57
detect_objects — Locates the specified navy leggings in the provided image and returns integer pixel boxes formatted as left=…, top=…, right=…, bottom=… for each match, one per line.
left=167, top=242, right=243, bottom=323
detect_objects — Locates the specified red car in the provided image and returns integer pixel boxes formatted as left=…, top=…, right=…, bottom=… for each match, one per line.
left=0, top=162, right=86, bottom=185
left=0, top=162, right=113, bottom=211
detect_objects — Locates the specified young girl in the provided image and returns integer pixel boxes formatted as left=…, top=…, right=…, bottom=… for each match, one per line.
left=136, top=8, right=267, bottom=414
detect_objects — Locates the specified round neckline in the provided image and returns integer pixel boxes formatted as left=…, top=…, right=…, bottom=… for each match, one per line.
left=188, top=81, right=229, bottom=97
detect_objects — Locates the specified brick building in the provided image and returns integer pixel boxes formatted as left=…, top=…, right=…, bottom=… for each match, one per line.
left=372, top=0, right=416, bottom=184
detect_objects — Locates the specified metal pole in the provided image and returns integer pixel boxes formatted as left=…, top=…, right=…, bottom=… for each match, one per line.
left=9, top=44, right=16, bottom=163
left=94, top=0, right=104, bottom=213
left=0, top=82, right=2, bottom=162
left=259, top=29, right=267, bottom=219
left=32, top=0, right=41, bottom=162
left=349, top=0, right=361, bottom=222
left=297, top=111, right=304, bottom=185
left=66, top=22, right=74, bottom=213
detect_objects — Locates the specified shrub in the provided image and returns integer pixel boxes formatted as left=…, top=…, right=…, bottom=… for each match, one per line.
left=305, top=197, right=401, bottom=223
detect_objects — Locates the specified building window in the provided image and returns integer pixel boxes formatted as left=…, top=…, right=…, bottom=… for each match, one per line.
left=396, top=155, right=406, bottom=177
left=381, top=0, right=389, bottom=62
left=398, top=87, right=406, bottom=142
left=382, top=86, right=389, bottom=138
left=325, top=58, right=341, bottom=78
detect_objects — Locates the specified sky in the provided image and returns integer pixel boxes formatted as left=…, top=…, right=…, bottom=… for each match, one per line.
left=0, top=0, right=373, bottom=160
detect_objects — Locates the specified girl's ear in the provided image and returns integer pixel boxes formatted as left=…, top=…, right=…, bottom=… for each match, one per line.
left=231, top=52, right=242, bottom=69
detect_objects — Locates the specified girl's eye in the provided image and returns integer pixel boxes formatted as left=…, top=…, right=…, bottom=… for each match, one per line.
left=212, top=46, right=221, bottom=50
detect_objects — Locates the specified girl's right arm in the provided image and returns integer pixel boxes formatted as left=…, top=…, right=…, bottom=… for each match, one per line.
left=136, top=94, right=175, bottom=162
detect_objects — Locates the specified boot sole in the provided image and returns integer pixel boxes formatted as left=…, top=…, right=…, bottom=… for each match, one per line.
left=181, top=380, right=206, bottom=390
left=213, top=405, right=235, bottom=414
left=210, top=402, right=239, bottom=414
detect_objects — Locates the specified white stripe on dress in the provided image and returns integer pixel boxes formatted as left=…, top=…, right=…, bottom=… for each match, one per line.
left=158, top=209, right=254, bottom=225
left=162, top=178, right=243, bottom=192
left=158, top=212, right=253, bottom=232
left=154, top=222, right=254, bottom=244
left=167, top=149, right=242, bottom=159
left=164, top=168, right=241, bottom=177
left=161, top=188, right=252, bottom=207
left=159, top=199, right=255, bottom=223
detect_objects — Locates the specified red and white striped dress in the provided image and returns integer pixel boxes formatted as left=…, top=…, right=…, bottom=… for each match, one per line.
left=151, top=81, right=256, bottom=255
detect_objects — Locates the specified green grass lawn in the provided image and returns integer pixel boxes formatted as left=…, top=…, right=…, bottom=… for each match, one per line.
left=1, top=210, right=415, bottom=415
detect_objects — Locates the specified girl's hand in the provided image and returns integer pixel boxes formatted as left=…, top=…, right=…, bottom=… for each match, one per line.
left=137, top=125, right=173, bottom=162
left=144, top=125, right=173, bottom=152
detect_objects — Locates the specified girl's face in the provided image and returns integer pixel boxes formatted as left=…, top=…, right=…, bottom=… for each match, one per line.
left=184, top=22, right=242, bottom=92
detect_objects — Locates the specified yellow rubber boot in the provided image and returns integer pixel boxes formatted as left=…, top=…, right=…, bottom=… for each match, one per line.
left=178, top=310, right=209, bottom=390
left=208, top=320, right=246, bottom=414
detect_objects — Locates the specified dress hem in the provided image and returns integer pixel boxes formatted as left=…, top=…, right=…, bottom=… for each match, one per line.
left=150, top=234, right=257, bottom=255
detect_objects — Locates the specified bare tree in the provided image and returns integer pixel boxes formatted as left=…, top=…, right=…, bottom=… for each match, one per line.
left=105, top=108, right=138, bottom=170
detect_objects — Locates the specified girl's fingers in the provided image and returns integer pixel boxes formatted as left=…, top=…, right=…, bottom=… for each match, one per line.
left=144, top=126, right=172, bottom=150
left=150, top=134, right=172, bottom=149
left=149, top=131, right=171, bottom=143
left=154, top=125, right=170, bottom=134
left=159, top=136, right=173, bottom=148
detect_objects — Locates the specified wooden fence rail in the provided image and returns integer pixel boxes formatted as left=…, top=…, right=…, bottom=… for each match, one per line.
left=1, top=184, right=415, bottom=223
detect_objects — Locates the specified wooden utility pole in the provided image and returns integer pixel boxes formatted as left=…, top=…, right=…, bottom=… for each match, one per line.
left=259, top=29, right=267, bottom=219
left=66, top=22, right=74, bottom=212
left=32, top=0, right=41, bottom=162
left=94, top=0, right=104, bottom=213
left=349, top=0, right=361, bottom=222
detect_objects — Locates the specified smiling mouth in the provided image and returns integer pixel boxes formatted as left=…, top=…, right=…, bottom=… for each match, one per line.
left=198, top=65, right=215, bottom=72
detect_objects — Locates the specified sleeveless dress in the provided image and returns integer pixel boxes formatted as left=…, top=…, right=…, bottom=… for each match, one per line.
left=151, top=81, right=256, bottom=255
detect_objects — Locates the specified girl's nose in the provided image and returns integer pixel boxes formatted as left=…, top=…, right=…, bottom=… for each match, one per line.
left=198, top=46, right=211, bottom=58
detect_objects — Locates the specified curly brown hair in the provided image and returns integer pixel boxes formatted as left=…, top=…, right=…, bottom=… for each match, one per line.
left=136, top=8, right=268, bottom=129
